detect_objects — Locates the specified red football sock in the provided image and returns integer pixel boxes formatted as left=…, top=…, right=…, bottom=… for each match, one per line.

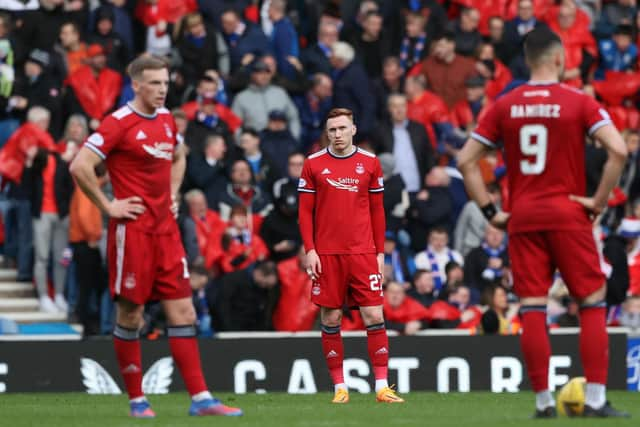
left=168, top=326, right=208, bottom=396
left=366, top=324, right=389, bottom=381
left=321, top=325, right=344, bottom=385
left=113, top=325, right=143, bottom=400
left=519, top=309, right=550, bottom=392
left=579, top=305, right=608, bottom=385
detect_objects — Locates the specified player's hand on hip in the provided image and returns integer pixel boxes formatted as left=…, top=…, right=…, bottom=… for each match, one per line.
left=108, top=196, right=145, bottom=220
left=305, top=249, right=322, bottom=280
left=490, top=211, right=511, bottom=230
left=569, top=195, right=603, bottom=220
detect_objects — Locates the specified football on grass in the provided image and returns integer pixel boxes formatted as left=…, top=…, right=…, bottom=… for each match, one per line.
left=556, top=377, right=586, bottom=417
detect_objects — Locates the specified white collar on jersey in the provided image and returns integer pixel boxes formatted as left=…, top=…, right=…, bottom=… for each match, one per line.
left=127, top=102, right=157, bottom=119
left=327, top=146, right=356, bottom=158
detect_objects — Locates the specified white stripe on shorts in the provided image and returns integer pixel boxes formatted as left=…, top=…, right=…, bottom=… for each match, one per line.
left=114, top=224, right=126, bottom=295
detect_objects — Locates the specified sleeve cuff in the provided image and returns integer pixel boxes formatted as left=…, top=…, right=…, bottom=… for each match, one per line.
left=471, top=131, right=497, bottom=148
left=588, top=119, right=612, bottom=136
left=298, top=188, right=316, bottom=193
left=85, top=143, right=106, bottom=160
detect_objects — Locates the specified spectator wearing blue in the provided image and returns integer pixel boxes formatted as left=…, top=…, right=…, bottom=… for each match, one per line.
left=503, top=0, right=547, bottom=65
left=260, top=110, right=298, bottom=177
left=220, top=8, right=271, bottom=74
left=294, top=72, right=332, bottom=152
left=237, top=127, right=281, bottom=193
left=329, top=41, right=376, bottom=142
left=595, top=24, right=637, bottom=80
left=301, top=21, right=338, bottom=76
left=267, top=0, right=299, bottom=80
left=382, top=231, right=416, bottom=287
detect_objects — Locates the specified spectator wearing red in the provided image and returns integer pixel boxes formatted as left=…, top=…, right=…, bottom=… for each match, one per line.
left=414, top=31, right=478, bottom=109
left=273, top=249, right=320, bottom=331
left=218, top=205, right=269, bottom=274
left=63, top=44, right=122, bottom=131
left=404, top=74, right=453, bottom=152
left=383, top=281, right=430, bottom=335
left=135, top=0, right=197, bottom=26
left=474, top=42, right=512, bottom=99
left=428, top=284, right=482, bottom=329
left=184, top=189, right=226, bottom=270
left=545, top=1, right=597, bottom=87
left=56, top=21, right=88, bottom=76
left=0, top=106, right=56, bottom=184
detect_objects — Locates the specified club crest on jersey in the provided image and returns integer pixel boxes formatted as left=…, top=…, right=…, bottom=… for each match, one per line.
left=143, top=142, right=173, bottom=161
left=124, top=273, right=136, bottom=289
left=355, top=163, right=365, bottom=174
left=312, top=284, right=321, bottom=296
left=298, top=178, right=307, bottom=188
left=164, top=123, right=173, bottom=138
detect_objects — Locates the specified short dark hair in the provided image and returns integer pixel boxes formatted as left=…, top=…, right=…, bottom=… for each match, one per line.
left=523, top=27, right=562, bottom=66
left=434, top=30, right=456, bottom=43
left=254, top=260, right=277, bottom=276
left=128, top=55, right=169, bottom=80
left=240, top=127, right=260, bottom=138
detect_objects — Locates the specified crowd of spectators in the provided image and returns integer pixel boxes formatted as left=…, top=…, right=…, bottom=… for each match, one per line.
left=0, top=0, right=639, bottom=337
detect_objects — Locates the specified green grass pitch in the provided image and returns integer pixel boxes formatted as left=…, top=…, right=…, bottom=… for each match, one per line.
left=1, top=392, right=637, bottom=427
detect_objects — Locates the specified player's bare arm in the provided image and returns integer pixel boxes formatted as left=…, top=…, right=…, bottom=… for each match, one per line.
left=457, top=138, right=510, bottom=229
left=569, top=124, right=628, bottom=218
left=70, top=147, right=145, bottom=220
left=170, top=142, right=187, bottom=218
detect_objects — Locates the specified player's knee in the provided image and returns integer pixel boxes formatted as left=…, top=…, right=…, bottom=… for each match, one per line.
left=360, top=308, right=384, bottom=326
left=320, top=308, right=342, bottom=326
left=166, top=301, right=197, bottom=325
left=116, top=304, right=145, bottom=329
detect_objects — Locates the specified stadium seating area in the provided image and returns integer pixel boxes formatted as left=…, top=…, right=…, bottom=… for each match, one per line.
left=0, top=0, right=639, bottom=336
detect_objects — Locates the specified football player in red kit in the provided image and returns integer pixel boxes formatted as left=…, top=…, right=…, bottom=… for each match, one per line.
left=70, top=56, right=242, bottom=418
left=458, top=28, right=629, bottom=418
left=298, top=108, right=403, bottom=404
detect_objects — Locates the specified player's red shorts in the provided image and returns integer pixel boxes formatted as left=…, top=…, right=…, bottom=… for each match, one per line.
left=509, top=229, right=606, bottom=300
left=107, top=222, right=191, bottom=305
left=311, top=253, right=383, bottom=308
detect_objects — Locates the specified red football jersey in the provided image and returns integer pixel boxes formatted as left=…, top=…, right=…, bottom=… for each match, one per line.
left=472, top=82, right=612, bottom=233
left=298, top=147, right=384, bottom=254
left=84, top=104, right=180, bottom=234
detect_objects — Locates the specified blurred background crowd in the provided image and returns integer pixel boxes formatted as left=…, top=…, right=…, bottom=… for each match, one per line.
left=0, top=0, right=639, bottom=337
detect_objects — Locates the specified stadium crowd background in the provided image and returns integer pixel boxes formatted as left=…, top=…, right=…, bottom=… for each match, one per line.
left=0, top=0, right=639, bottom=337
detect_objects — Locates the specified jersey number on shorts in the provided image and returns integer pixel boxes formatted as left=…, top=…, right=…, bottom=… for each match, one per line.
left=519, top=124, right=548, bottom=175
left=369, top=274, right=383, bottom=296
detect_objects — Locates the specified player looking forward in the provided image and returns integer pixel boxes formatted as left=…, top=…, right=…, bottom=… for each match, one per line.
left=298, top=108, right=404, bottom=403
left=457, top=28, right=629, bottom=418
left=69, top=56, right=242, bottom=418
